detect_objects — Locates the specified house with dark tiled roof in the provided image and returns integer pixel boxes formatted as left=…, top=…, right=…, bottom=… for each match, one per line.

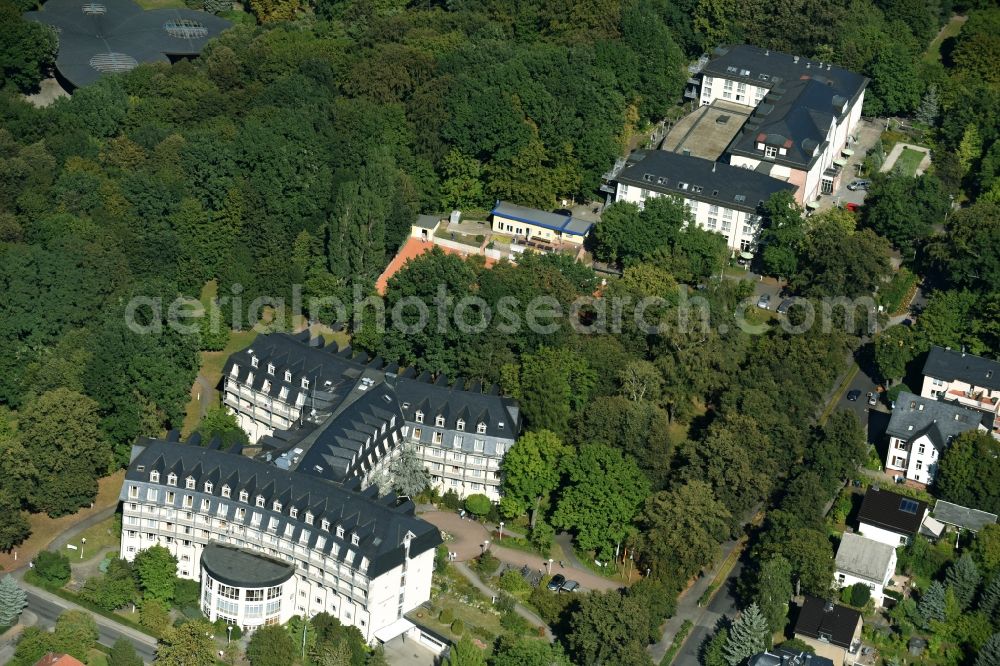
left=119, top=437, right=441, bottom=642
left=856, top=487, right=928, bottom=547
left=223, top=331, right=521, bottom=502
left=793, top=596, right=863, bottom=664
left=921, top=346, right=1000, bottom=428
left=883, top=391, right=992, bottom=485
left=696, top=45, right=868, bottom=206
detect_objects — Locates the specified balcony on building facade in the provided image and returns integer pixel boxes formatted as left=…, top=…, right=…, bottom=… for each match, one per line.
left=945, top=388, right=1000, bottom=413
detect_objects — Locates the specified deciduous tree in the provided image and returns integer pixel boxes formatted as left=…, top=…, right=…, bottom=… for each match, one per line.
left=156, top=620, right=216, bottom=666
left=246, top=624, right=297, bottom=666
left=134, top=545, right=178, bottom=602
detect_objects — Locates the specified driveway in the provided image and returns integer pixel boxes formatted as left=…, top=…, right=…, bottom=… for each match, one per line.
left=421, top=511, right=620, bottom=593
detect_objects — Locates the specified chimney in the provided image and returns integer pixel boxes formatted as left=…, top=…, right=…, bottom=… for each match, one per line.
left=765, top=49, right=769, bottom=56
left=824, top=600, right=834, bottom=612
left=793, top=55, right=800, bottom=63
left=712, top=162, right=717, bottom=173
left=827, top=63, right=832, bottom=71
left=806, top=62, right=811, bottom=69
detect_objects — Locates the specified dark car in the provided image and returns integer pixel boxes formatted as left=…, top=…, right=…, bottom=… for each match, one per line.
left=847, top=179, right=870, bottom=191
left=547, top=574, right=566, bottom=591
left=560, top=580, right=580, bottom=593
left=776, top=298, right=794, bottom=315
left=847, top=390, right=862, bottom=401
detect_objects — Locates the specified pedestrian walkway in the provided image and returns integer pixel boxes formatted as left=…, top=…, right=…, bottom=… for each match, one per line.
left=452, top=562, right=554, bottom=642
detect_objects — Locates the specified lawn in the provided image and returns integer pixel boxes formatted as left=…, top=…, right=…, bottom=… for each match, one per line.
left=923, top=15, right=967, bottom=65
left=435, top=226, right=485, bottom=248
left=72, top=515, right=121, bottom=562
left=87, top=649, right=109, bottom=666
left=894, top=147, right=926, bottom=177
left=135, top=0, right=185, bottom=8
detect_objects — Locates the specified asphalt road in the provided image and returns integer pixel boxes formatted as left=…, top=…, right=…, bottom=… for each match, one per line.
left=673, top=559, right=744, bottom=666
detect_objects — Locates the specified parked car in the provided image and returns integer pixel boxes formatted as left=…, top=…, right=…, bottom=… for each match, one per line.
left=845, top=202, right=861, bottom=213
left=847, top=390, right=862, bottom=401
left=756, top=294, right=772, bottom=309
left=547, top=574, right=566, bottom=591
left=560, top=580, right=580, bottom=593
left=847, top=179, right=870, bottom=191
left=776, top=298, right=794, bottom=315
left=867, top=392, right=878, bottom=407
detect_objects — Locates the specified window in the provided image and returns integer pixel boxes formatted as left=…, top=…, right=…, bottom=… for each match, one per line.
left=415, top=410, right=424, bottom=424
left=273, top=501, right=282, bottom=512
left=290, top=507, right=298, bottom=519
left=707, top=217, right=717, bottom=230
left=167, top=473, right=177, bottom=486
left=412, top=428, right=422, bottom=441
left=186, top=477, right=196, bottom=490
left=146, top=488, right=158, bottom=501
left=239, top=490, right=248, bottom=503
left=915, top=462, right=923, bottom=471
left=267, top=363, right=275, bottom=375
left=456, top=419, right=465, bottom=431
left=204, top=482, right=213, bottom=494
left=474, top=439, right=485, bottom=452
left=453, top=435, right=463, bottom=449
left=435, top=415, right=445, bottom=427
left=477, top=422, right=487, bottom=434
left=917, top=444, right=925, bottom=455
left=351, top=534, right=360, bottom=546
left=764, top=145, right=777, bottom=158
left=432, top=432, right=443, bottom=445
left=284, top=370, right=292, bottom=382
left=301, top=378, right=309, bottom=390
left=743, top=224, right=753, bottom=235
left=321, top=519, right=330, bottom=531
left=251, top=356, right=259, bottom=368
left=221, top=485, right=230, bottom=498
left=304, top=511, right=313, bottom=525
left=150, top=471, right=160, bottom=483
left=721, top=220, right=732, bottom=232
left=496, top=444, right=505, bottom=455
left=230, top=364, right=239, bottom=377
left=336, top=526, right=345, bottom=538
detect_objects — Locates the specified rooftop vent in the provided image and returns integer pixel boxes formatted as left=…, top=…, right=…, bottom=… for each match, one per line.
left=89, top=52, right=138, bottom=73
left=164, top=19, right=208, bottom=39
left=82, top=2, right=106, bottom=14
left=823, top=600, right=835, bottom=613
left=918, top=404, right=924, bottom=411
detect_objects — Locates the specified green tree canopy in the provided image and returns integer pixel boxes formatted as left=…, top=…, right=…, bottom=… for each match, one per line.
left=936, top=431, right=1000, bottom=515
left=134, top=545, right=178, bottom=602
left=156, top=620, right=216, bottom=666
left=499, top=429, right=567, bottom=527
left=246, top=624, right=297, bottom=666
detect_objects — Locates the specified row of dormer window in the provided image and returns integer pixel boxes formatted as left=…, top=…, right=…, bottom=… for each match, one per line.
left=412, top=410, right=492, bottom=433
left=233, top=361, right=311, bottom=390
left=138, top=474, right=362, bottom=545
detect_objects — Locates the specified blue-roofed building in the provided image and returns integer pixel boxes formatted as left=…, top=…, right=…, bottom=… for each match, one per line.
left=490, top=200, right=594, bottom=248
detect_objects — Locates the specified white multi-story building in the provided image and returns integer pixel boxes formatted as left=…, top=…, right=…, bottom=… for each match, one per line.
left=697, top=45, right=868, bottom=205
left=119, top=438, right=440, bottom=641
left=921, top=346, right=1000, bottom=428
left=223, top=332, right=521, bottom=502
left=613, top=150, right=796, bottom=252
left=834, top=533, right=896, bottom=607
left=884, top=392, right=992, bottom=485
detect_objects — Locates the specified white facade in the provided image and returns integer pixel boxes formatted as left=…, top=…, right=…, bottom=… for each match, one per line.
left=834, top=536, right=896, bottom=608
left=884, top=431, right=940, bottom=486
left=200, top=570, right=293, bottom=629
left=857, top=522, right=913, bottom=549
left=700, top=74, right=768, bottom=108
left=120, top=476, right=435, bottom=642
left=921, top=375, right=1000, bottom=416
left=614, top=182, right=761, bottom=252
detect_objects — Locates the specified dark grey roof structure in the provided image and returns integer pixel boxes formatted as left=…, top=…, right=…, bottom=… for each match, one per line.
left=26, top=0, right=230, bottom=88
left=124, top=437, right=442, bottom=578
left=490, top=201, right=594, bottom=237
left=616, top=150, right=796, bottom=213
left=201, top=542, right=295, bottom=588
left=886, top=392, right=991, bottom=450
left=224, top=332, right=521, bottom=479
left=702, top=45, right=867, bottom=171
left=932, top=500, right=998, bottom=533
left=857, top=487, right=927, bottom=537
left=923, top=346, right=1000, bottom=392
left=794, top=596, right=861, bottom=649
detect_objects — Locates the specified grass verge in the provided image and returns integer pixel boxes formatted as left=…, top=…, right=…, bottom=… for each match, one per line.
left=660, top=620, right=693, bottom=666
left=71, top=515, right=120, bottom=562
left=893, top=147, right=926, bottom=177
left=22, top=577, right=158, bottom=639
left=923, top=15, right=967, bottom=64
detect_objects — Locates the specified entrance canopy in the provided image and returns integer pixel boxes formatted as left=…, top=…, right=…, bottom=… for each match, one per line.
left=374, top=618, right=415, bottom=643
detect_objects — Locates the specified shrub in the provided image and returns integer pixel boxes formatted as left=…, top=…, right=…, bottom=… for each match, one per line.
left=475, top=234, right=485, bottom=243
left=465, top=494, right=491, bottom=518
left=434, top=545, right=449, bottom=574
left=500, top=610, right=530, bottom=633
left=442, top=490, right=461, bottom=511
left=138, top=598, right=170, bottom=634
left=451, top=619, right=465, bottom=635
left=850, top=583, right=872, bottom=607
left=495, top=593, right=516, bottom=614
left=472, top=552, right=500, bottom=577
left=173, top=579, right=200, bottom=607
left=498, top=569, right=529, bottom=594
left=32, top=551, right=71, bottom=587
left=530, top=521, right=554, bottom=552
left=439, top=608, right=454, bottom=625
left=777, top=638, right=815, bottom=654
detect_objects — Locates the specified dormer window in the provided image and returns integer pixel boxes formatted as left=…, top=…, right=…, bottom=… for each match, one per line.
left=279, top=387, right=289, bottom=400
left=301, top=378, right=309, bottom=390
left=185, top=477, right=195, bottom=490
left=305, top=511, right=313, bottom=525
left=273, top=501, right=282, bottom=512
left=435, top=415, right=445, bottom=427
left=204, top=482, right=213, bottom=493
left=150, top=471, right=160, bottom=483
left=262, top=380, right=270, bottom=393
left=251, top=356, right=259, bottom=368
left=336, top=526, right=345, bottom=538
left=456, top=419, right=465, bottom=431
left=284, top=370, right=292, bottom=382
left=267, top=363, right=275, bottom=375
left=221, top=485, right=231, bottom=498
left=321, top=519, right=330, bottom=531
left=351, top=534, right=360, bottom=546
left=166, top=473, right=177, bottom=486
left=290, top=507, right=298, bottom=519
left=256, top=495, right=265, bottom=507
left=239, top=490, right=248, bottom=503
left=415, top=411, right=424, bottom=424
left=477, top=422, right=487, bottom=434
left=764, top=145, right=777, bottom=158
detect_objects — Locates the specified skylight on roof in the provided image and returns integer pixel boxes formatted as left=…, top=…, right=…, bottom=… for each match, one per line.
left=89, top=52, right=138, bottom=73
left=165, top=19, right=208, bottom=38
left=900, top=499, right=919, bottom=514
left=734, top=195, right=746, bottom=202
left=82, top=2, right=106, bottom=14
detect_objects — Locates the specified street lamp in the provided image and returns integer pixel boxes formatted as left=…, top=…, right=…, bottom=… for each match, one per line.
left=498, top=521, right=504, bottom=541
left=227, top=625, right=233, bottom=644
left=547, top=558, right=553, bottom=575
left=483, top=540, right=490, bottom=553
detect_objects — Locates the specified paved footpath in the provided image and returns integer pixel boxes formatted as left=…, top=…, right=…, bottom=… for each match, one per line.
left=422, top=511, right=620, bottom=592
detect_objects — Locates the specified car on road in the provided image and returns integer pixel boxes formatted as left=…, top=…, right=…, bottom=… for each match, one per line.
left=847, top=390, right=862, bottom=401
left=867, top=392, right=878, bottom=407
left=756, top=294, right=771, bottom=309
left=776, top=298, right=794, bottom=315
left=847, top=179, right=870, bottom=191
left=560, top=580, right=580, bottom=593
left=547, top=574, right=566, bottom=591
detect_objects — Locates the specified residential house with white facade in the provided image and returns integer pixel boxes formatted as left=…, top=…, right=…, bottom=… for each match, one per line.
left=697, top=45, right=868, bottom=205
left=834, top=533, right=896, bottom=607
left=883, top=391, right=992, bottom=485
left=856, top=487, right=928, bottom=548
left=613, top=150, right=796, bottom=253
left=223, top=332, right=521, bottom=502
left=119, top=437, right=441, bottom=642
left=490, top=201, right=594, bottom=248
left=921, top=346, right=1000, bottom=433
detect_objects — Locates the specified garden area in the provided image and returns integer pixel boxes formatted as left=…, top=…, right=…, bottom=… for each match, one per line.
left=893, top=147, right=928, bottom=177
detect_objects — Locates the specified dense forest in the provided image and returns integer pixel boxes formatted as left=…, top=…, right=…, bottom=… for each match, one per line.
left=1, top=0, right=1000, bottom=662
